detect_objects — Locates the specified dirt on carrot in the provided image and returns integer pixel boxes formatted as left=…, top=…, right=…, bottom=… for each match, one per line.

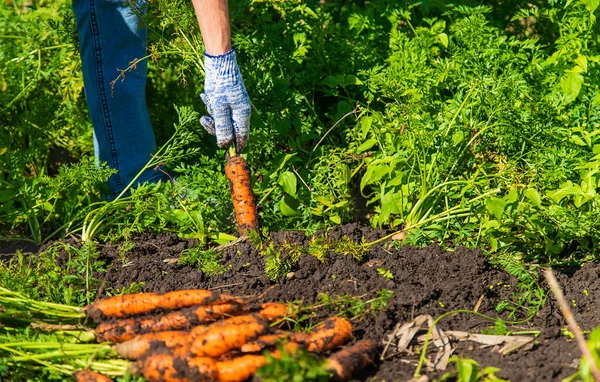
left=224, top=153, right=259, bottom=235
left=72, top=370, right=114, bottom=382
left=190, top=315, right=270, bottom=357
left=86, top=290, right=245, bottom=322
left=95, top=302, right=243, bottom=343
left=326, top=339, right=379, bottom=381
left=113, top=330, right=192, bottom=360
left=132, top=352, right=218, bottom=382
left=306, top=316, right=353, bottom=352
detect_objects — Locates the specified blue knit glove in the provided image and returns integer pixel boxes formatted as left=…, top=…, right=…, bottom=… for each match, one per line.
left=200, top=48, right=251, bottom=152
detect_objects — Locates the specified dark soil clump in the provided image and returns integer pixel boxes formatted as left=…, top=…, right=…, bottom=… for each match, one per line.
left=31, top=224, right=600, bottom=380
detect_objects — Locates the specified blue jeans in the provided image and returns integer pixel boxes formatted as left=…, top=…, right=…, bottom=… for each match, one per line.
left=72, top=0, right=165, bottom=198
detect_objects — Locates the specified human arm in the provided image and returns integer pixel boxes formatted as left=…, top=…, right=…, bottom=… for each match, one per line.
left=191, top=0, right=231, bottom=55
left=191, top=0, right=251, bottom=152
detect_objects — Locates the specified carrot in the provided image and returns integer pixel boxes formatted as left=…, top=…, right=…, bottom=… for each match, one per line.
left=95, top=302, right=243, bottom=343
left=258, top=302, right=294, bottom=321
left=216, top=354, right=268, bottom=382
left=191, top=315, right=269, bottom=357
left=113, top=330, right=192, bottom=360
left=132, top=352, right=218, bottom=382
left=326, top=339, right=379, bottom=381
left=306, top=317, right=353, bottom=352
left=86, top=290, right=244, bottom=322
left=86, top=293, right=161, bottom=322
left=240, top=331, right=310, bottom=353
left=72, top=370, right=114, bottom=382
left=216, top=342, right=300, bottom=382
left=225, top=153, right=259, bottom=235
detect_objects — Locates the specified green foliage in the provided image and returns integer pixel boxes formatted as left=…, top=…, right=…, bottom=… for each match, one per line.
left=178, top=247, right=227, bottom=276
left=440, top=357, right=508, bottom=382
left=256, top=346, right=330, bottom=382
left=316, top=288, right=393, bottom=320
left=0, top=242, right=104, bottom=306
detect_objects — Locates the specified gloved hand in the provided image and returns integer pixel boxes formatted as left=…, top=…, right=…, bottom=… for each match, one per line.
left=200, top=48, right=251, bottom=153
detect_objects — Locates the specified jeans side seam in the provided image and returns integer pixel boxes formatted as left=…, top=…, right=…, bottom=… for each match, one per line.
left=89, top=0, right=124, bottom=191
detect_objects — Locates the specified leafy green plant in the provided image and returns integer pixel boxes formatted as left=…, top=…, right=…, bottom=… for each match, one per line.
left=178, top=247, right=227, bottom=276
left=440, top=357, right=508, bottom=382
left=255, top=346, right=329, bottom=382
left=316, top=288, right=393, bottom=320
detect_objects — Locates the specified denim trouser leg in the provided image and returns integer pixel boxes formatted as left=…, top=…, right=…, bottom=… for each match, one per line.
left=72, top=0, right=164, bottom=198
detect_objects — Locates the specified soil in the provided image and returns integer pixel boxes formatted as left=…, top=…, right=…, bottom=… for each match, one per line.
left=18, top=223, right=600, bottom=381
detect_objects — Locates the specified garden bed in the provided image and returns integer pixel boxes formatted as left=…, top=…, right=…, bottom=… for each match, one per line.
left=19, top=223, right=593, bottom=381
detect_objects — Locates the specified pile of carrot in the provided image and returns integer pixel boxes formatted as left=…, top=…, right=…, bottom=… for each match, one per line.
left=73, top=289, right=378, bottom=381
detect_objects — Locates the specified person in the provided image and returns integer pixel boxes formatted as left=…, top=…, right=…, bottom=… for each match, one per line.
left=71, top=0, right=251, bottom=199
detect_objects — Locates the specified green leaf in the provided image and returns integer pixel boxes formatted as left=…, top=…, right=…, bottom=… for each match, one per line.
left=357, top=138, right=377, bottom=154
left=485, top=197, right=507, bottom=220
left=209, top=232, right=238, bottom=245
left=560, top=69, right=584, bottom=100
left=360, top=116, right=373, bottom=138
left=524, top=188, right=542, bottom=207
left=436, top=32, right=449, bottom=48
left=278, top=171, right=297, bottom=197
left=582, top=0, right=599, bottom=12
left=279, top=195, right=301, bottom=216
left=575, top=55, right=588, bottom=72
left=452, top=130, right=465, bottom=145
left=321, top=75, right=340, bottom=88
left=343, top=74, right=363, bottom=86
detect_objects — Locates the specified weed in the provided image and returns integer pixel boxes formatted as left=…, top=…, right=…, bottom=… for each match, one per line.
left=256, top=345, right=329, bottom=382
left=263, top=241, right=306, bottom=281
left=316, top=288, right=393, bottom=320
left=334, top=236, right=368, bottom=262
left=307, top=235, right=330, bottom=263
left=178, top=248, right=227, bottom=276
left=106, top=282, right=146, bottom=297
left=440, top=357, right=508, bottom=382
left=377, top=268, right=394, bottom=280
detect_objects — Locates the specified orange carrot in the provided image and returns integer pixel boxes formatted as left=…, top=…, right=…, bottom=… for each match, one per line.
left=306, top=317, right=353, bottom=352
left=216, top=354, right=268, bottom=382
left=95, top=302, right=243, bottom=343
left=86, top=290, right=245, bottom=322
left=257, top=302, right=294, bottom=321
left=240, top=331, right=310, bottom=353
left=73, top=370, right=114, bottom=382
left=158, top=290, right=245, bottom=310
left=132, top=353, right=218, bottom=382
left=326, top=339, right=379, bottom=381
left=86, top=293, right=161, bottom=322
left=216, top=342, right=300, bottom=382
left=113, top=330, right=192, bottom=360
left=191, top=315, right=269, bottom=357
left=225, top=153, right=259, bottom=235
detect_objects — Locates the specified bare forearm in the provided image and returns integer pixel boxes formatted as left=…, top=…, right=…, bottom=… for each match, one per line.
left=192, top=0, right=231, bottom=55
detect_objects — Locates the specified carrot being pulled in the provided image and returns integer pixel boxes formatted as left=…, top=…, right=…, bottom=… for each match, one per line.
left=86, top=290, right=245, bottom=322
left=306, top=317, right=353, bottom=352
left=326, top=339, right=379, bottom=381
left=225, top=152, right=259, bottom=235
left=95, top=302, right=243, bottom=343
left=191, top=314, right=269, bottom=357
left=73, top=370, right=114, bottom=382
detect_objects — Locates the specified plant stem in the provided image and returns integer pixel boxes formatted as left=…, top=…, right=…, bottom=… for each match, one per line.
left=544, top=269, right=600, bottom=382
